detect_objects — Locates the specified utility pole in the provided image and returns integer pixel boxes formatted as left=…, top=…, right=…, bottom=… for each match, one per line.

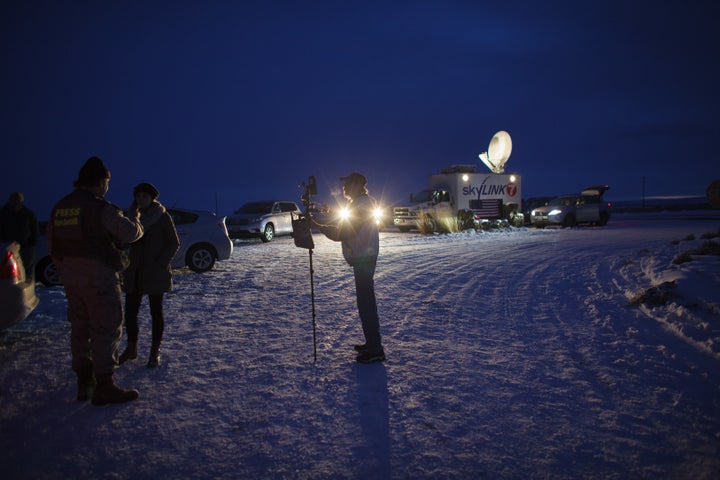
left=642, top=176, right=646, bottom=208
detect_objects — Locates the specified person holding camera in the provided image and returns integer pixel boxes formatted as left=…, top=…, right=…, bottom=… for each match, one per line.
left=308, top=172, right=385, bottom=364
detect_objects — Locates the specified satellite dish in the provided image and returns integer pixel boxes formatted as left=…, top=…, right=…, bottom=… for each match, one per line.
left=478, top=130, right=512, bottom=173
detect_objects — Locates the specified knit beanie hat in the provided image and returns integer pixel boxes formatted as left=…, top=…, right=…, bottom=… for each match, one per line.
left=133, top=182, right=160, bottom=199
left=76, top=156, right=111, bottom=187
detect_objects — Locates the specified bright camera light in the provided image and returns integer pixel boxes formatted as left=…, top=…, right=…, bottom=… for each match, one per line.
left=462, top=174, right=469, bottom=182
left=338, top=207, right=350, bottom=221
left=510, top=175, right=516, bottom=182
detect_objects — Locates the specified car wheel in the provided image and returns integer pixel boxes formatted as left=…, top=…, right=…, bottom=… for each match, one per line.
left=261, top=223, right=275, bottom=242
left=562, top=214, right=576, bottom=228
left=186, top=244, right=216, bottom=273
left=598, top=212, right=609, bottom=226
left=36, top=256, right=62, bottom=286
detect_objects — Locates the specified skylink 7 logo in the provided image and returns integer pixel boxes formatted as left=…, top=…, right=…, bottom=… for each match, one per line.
left=463, top=179, right=518, bottom=197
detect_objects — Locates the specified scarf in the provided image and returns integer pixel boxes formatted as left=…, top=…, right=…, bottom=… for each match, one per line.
left=139, top=201, right=166, bottom=229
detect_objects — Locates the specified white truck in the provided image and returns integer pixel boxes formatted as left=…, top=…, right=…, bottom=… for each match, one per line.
left=393, top=165, right=523, bottom=232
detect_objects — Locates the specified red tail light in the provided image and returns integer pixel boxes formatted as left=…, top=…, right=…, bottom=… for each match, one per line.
left=1, top=251, right=19, bottom=282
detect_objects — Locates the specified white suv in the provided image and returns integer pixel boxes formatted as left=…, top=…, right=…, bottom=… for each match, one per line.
left=226, top=201, right=302, bottom=242
left=34, top=207, right=233, bottom=286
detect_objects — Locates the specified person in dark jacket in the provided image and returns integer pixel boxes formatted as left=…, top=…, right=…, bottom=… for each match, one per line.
left=308, top=172, right=385, bottom=363
left=119, top=182, right=179, bottom=368
left=47, top=156, right=144, bottom=405
left=0, top=192, right=39, bottom=282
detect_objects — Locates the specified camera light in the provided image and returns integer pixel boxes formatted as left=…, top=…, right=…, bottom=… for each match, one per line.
left=338, top=207, right=350, bottom=221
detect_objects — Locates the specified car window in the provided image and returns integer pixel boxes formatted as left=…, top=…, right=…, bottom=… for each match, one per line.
left=280, top=202, right=298, bottom=212
left=549, top=196, right=574, bottom=207
left=235, top=202, right=273, bottom=214
left=168, top=209, right=198, bottom=225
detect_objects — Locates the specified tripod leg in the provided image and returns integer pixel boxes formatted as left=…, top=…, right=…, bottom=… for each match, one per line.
left=309, top=249, right=317, bottom=362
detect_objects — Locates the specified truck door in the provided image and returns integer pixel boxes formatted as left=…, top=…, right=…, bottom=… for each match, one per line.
left=432, top=189, right=453, bottom=219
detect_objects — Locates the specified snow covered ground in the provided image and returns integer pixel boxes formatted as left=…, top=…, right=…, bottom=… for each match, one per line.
left=1, top=212, right=719, bottom=479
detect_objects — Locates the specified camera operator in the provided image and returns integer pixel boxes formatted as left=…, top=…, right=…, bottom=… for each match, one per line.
left=307, top=172, right=385, bottom=364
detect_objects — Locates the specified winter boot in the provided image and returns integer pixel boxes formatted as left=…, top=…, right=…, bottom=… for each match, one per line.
left=356, top=348, right=386, bottom=364
left=76, top=370, right=96, bottom=402
left=118, top=341, right=138, bottom=364
left=91, top=374, right=139, bottom=405
left=147, top=342, right=161, bottom=368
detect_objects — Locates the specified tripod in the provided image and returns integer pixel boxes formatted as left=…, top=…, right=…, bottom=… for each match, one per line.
left=307, top=246, right=317, bottom=362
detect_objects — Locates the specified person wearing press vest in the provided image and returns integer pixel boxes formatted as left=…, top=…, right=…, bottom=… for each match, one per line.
left=308, top=172, right=385, bottom=363
left=47, top=156, right=144, bottom=405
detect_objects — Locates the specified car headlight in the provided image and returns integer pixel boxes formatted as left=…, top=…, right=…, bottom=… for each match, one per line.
left=548, top=209, right=562, bottom=216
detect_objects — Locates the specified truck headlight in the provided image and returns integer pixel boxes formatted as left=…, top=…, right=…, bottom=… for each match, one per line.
left=373, top=207, right=383, bottom=225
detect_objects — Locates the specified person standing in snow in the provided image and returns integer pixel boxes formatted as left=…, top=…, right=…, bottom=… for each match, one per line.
left=47, top=156, right=144, bottom=405
left=119, top=182, right=179, bottom=368
left=0, top=191, right=39, bottom=282
left=308, top=172, right=385, bottom=363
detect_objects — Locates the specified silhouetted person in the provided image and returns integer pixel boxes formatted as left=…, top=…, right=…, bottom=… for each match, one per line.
left=47, top=156, right=144, bottom=405
left=0, top=192, right=38, bottom=282
left=119, top=182, right=179, bottom=368
left=309, top=172, right=385, bottom=363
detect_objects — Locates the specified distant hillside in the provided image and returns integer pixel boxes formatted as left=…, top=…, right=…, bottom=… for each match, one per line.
left=612, top=196, right=714, bottom=213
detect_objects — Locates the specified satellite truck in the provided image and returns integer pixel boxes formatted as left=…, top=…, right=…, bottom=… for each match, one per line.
left=393, top=131, right=524, bottom=233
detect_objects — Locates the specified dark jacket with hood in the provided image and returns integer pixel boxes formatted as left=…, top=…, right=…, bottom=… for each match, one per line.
left=123, top=201, right=179, bottom=294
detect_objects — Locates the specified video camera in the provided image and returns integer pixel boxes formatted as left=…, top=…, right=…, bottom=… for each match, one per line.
left=292, top=175, right=317, bottom=249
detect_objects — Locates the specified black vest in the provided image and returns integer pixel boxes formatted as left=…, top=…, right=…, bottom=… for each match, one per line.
left=50, top=189, right=128, bottom=271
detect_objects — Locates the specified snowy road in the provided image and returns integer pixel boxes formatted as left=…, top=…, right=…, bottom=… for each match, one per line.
left=1, top=214, right=719, bottom=479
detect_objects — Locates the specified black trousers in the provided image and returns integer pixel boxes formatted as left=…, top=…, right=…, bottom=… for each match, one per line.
left=352, top=259, right=382, bottom=352
left=124, top=292, right=165, bottom=345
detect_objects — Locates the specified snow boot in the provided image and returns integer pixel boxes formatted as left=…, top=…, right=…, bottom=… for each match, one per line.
left=91, top=374, right=139, bottom=405
left=76, top=370, right=96, bottom=402
left=147, top=342, right=161, bottom=368
left=353, top=343, right=368, bottom=352
left=118, top=341, right=138, bottom=364
left=356, top=348, right=386, bottom=364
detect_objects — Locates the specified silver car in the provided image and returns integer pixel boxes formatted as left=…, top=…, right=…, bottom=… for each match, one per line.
left=531, top=185, right=611, bottom=228
left=1, top=242, right=39, bottom=330
left=34, top=207, right=233, bottom=286
left=226, top=201, right=302, bottom=242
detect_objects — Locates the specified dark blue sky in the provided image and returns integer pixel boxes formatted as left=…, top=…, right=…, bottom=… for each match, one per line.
left=2, top=0, right=719, bottom=218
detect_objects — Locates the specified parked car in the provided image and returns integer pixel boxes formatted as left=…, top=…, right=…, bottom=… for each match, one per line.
left=522, top=196, right=554, bottom=225
left=34, top=207, right=233, bottom=286
left=226, top=201, right=302, bottom=242
left=168, top=208, right=233, bottom=272
left=530, top=185, right=611, bottom=228
left=1, top=242, right=39, bottom=330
